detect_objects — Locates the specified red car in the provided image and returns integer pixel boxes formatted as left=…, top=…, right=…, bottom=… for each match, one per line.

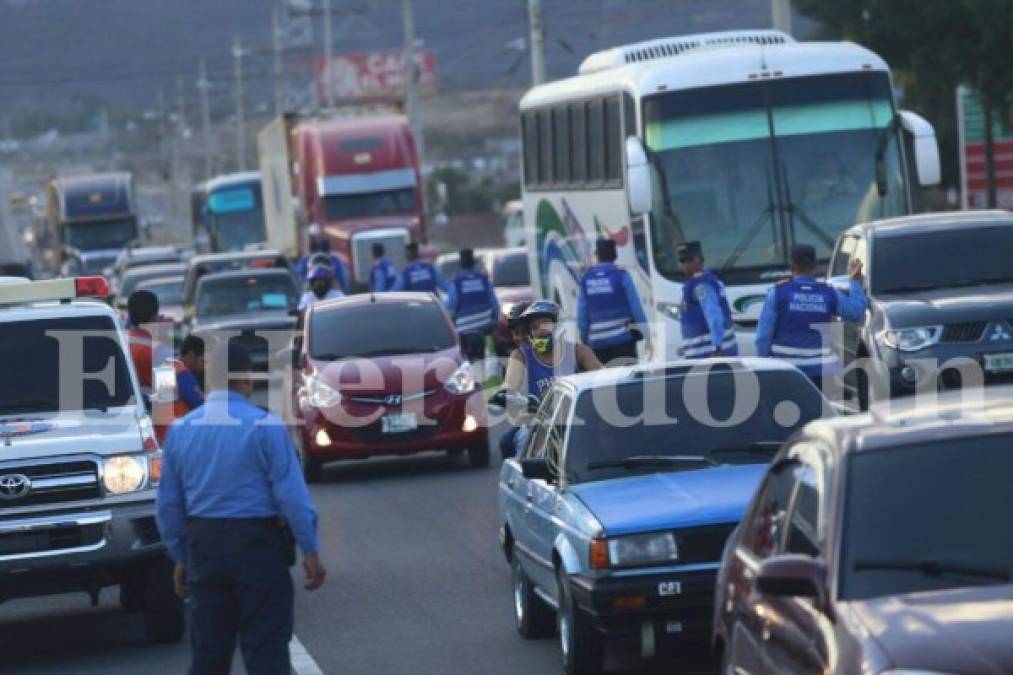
left=294, top=292, right=490, bottom=481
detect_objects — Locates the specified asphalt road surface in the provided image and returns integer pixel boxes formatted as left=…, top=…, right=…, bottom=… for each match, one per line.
left=0, top=424, right=714, bottom=674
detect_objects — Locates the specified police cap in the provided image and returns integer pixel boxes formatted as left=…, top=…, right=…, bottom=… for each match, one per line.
left=676, top=240, right=702, bottom=262
left=791, top=244, right=817, bottom=267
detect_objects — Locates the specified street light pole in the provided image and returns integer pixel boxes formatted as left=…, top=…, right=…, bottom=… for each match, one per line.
left=322, top=0, right=334, bottom=107
left=197, top=59, right=212, bottom=180
left=402, top=0, right=426, bottom=209
left=527, top=0, right=546, bottom=85
left=233, top=36, right=247, bottom=171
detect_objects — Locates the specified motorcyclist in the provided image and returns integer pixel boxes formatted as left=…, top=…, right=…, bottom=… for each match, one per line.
left=297, top=264, right=345, bottom=311
left=497, top=301, right=531, bottom=460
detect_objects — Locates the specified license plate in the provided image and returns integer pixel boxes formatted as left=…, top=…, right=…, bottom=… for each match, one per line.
left=665, top=621, right=684, bottom=634
left=658, top=581, right=682, bottom=597
left=984, top=352, right=1013, bottom=373
left=381, top=413, right=417, bottom=434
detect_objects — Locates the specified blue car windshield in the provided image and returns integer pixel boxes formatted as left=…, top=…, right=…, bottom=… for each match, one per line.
left=564, top=367, right=825, bottom=483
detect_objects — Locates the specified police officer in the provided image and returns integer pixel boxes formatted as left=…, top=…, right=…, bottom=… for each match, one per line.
left=755, top=244, right=867, bottom=388
left=577, top=238, right=650, bottom=366
left=677, top=241, right=737, bottom=358
left=445, top=248, right=500, bottom=371
left=156, top=342, right=326, bottom=675
left=391, top=242, right=451, bottom=293
left=370, top=243, right=397, bottom=292
left=298, top=263, right=345, bottom=310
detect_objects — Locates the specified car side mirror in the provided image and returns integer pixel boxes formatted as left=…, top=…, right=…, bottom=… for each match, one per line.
left=625, top=136, right=653, bottom=215
left=757, top=555, right=828, bottom=607
left=520, top=457, right=553, bottom=481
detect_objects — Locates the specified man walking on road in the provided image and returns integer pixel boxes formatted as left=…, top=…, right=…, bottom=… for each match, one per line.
left=445, top=248, right=499, bottom=377
left=392, top=241, right=451, bottom=294
left=577, top=238, right=650, bottom=365
left=156, top=342, right=326, bottom=675
left=755, top=243, right=867, bottom=388
left=370, top=243, right=398, bottom=292
left=677, top=241, right=737, bottom=359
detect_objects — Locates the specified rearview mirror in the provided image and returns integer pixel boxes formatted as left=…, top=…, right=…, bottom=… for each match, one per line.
left=757, top=555, right=828, bottom=606
left=520, top=457, right=554, bottom=481
left=625, top=136, right=653, bottom=215
left=899, top=110, right=941, bottom=187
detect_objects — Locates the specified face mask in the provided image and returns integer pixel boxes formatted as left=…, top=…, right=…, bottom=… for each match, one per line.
left=311, top=282, right=330, bottom=299
left=530, top=332, right=555, bottom=354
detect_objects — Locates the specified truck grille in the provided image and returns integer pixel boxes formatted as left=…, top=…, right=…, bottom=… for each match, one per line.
left=0, top=460, right=101, bottom=508
left=673, top=523, right=737, bottom=565
left=940, top=322, right=987, bottom=343
left=0, top=521, right=105, bottom=557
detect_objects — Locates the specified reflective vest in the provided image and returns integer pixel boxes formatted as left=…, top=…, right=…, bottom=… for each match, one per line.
left=770, top=276, right=839, bottom=376
left=581, top=263, right=634, bottom=348
left=680, top=270, right=736, bottom=358
left=520, top=341, right=576, bottom=399
left=400, top=261, right=439, bottom=293
left=127, top=328, right=155, bottom=391
left=371, top=257, right=397, bottom=291
left=451, top=271, right=495, bottom=335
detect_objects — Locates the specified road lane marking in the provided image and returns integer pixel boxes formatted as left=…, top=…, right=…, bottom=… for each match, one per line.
left=290, top=635, right=324, bottom=675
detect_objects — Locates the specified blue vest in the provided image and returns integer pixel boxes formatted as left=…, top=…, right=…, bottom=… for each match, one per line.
left=452, top=270, right=494, bottom=335
left=581, top=263, right=634, bottom=348
left=680, top=269, right=737, bottom=358
left=770, top=276, right=839, bottom=376
left=371, top=257, right=397, bottom=291
left=400, top=261, right=438, bottom=293
left=520, top=341, right=576, bottom=399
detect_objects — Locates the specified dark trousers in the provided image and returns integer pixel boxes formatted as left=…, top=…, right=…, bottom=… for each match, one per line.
left=186, top=518, right=294, bottom=675
left=460, top=333, right=486, bottom=363
left=593, top=340, right=638, bottom=367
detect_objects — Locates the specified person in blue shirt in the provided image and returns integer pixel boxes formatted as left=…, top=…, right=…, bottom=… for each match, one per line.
left=445, top=248, right=500, bottom=376
left=316, top=237, right=350, bottom=294
left=370, top=243, right=397, bottom=292
left=755, top=243, right=867, bottom=388
left=175, top=334, right=205, bottom=410
left=676, top=240, right=738, bottom=359
left=392, top=242, right=451, bottom=294
left=156, top=342, right=327, bottom=675
left=577, top=238, right=651, bottom=366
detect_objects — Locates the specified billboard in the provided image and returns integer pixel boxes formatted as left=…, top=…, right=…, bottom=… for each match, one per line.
left=957, top=85, right=1013, bottom=209
left=315, top=50, right=437, bottom=101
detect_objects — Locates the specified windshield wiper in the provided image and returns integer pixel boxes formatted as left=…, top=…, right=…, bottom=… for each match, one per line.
left=587, top=454, right=718, bottom=471
left=780, top=161, right=837, bottom=250
left=946, top=276, right=1013, bottom=288
left=878, top=284, right=944, bottom=294
left=709, top=441, right=783, bottom=456
left=0, top=400, right=59, bottom=413
left=721, top=165, right=778, bottom=274
left=311, top=353, right=346, bottom=361
left=854, top=558, right=1011, bottom=582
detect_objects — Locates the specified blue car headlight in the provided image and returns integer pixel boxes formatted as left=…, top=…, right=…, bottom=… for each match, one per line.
left=606, top=532, right=679, bottom=568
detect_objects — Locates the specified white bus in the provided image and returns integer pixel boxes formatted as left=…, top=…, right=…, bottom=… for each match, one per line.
left=520, top=30, right=940, bottom=359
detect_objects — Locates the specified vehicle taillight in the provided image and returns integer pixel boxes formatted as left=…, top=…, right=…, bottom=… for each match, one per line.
left=75, top=276, right=109, bottom=298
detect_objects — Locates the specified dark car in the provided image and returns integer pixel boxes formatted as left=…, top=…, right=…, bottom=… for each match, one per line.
left=828, top=211, right=1013, bottom=408
left=189, top=268, right=299, bottom=373
left=294, top=292, right=489, bottom=481
left=713, top=388, right=1013, bottom=675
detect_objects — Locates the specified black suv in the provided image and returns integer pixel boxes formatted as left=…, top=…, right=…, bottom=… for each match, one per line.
left=827, top=210, right=1013, bottom=408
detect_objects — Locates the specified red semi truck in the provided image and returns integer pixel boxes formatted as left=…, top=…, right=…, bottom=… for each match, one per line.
left=258, top=111, right=426, bottom=289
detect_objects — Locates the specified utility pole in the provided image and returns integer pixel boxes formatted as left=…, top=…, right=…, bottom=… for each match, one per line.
left=233, top=36, right=247, bottom=171
left=402, top=0, right=425, bottom=201
left=322, top=0, right=334, bottom=107
left=197, top=59, right=212, bottom=180
left=527, top=0, right=546, bottom=85
left=771, top=0, right=793, bottom=34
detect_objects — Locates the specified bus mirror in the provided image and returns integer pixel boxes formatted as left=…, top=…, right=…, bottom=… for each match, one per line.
left=625, top=137, right=653, bottom=215
left=899, top=110, right=941, bottom=187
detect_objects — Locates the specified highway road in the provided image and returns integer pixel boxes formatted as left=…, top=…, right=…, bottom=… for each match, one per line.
left=0, top=423, right=714, bottom=675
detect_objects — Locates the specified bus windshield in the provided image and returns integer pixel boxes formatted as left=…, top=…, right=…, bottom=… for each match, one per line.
left=207, top=185, right=266, bottom=251
left=643, top=72, right=907, bottom=285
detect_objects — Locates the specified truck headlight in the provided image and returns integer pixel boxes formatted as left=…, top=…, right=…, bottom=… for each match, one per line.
left=103, top=455, right=147, bottom=494
left=306, top=375, right=342, bottom=408
left=444, top=361, right=477, bottom=395
left=607, top=532, right=679, bottom=568
left=877, top=326, right=941, bottom=352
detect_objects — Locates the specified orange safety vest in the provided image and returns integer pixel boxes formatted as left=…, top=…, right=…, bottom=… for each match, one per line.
left=127, top=328, right=155, bottom=390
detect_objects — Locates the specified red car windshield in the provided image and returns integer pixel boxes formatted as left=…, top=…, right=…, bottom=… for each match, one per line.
left=310, top=301, right=455, bottom=360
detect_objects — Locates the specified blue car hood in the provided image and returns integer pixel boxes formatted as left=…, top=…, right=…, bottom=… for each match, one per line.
left=569, top=464, right=767, bottom=537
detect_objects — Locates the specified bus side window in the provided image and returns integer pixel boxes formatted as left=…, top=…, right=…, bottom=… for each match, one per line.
left=604, top=96, right=622, bottom=185
left=623, top=92, right=637, bottom=137
left=522, top=113, right=540, bottom=188
left=631, top=215, right=649, bottom=273
left=570, top=103, right=588, bottom=185
left=588, top=100, right=606, bottom=184
left=539, top=109, right=553, bottom=187
left=553, top=106, right=571, bottom=186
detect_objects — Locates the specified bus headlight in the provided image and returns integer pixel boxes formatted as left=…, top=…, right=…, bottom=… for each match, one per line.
left=103, top=455, right=147, bottom=494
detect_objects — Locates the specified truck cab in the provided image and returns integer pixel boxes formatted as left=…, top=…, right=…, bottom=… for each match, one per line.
left=0, top=276, right=183, bottom=643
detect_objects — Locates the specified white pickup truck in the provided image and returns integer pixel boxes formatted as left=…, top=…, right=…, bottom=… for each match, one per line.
left=0, top=276, right=183, bottom=642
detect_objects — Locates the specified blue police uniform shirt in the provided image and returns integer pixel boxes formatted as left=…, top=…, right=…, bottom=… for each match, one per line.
left=391, top=260, right=451, bottom=293
left=156, top=390, right=320, bottom=561
left=176, top=368, right=204, bottom=409
left=576, top=263, right=648, bottom=349
left=755, top=275, right=867, bottom=376
left=370, top=257, right=397, bottom=292
left=446, top=270, right=499, bottom=335
left=519, top=341, right=577, bottom=399
left=680, top=269, right=737, bottom=358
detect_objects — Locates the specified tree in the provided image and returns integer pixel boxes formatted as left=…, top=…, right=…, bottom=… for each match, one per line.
left=794, top=0, right=1013, bottom=207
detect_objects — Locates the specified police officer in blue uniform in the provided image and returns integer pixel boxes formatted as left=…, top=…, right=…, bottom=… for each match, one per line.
left=677, top=241, right=738, bottom=358
left=369, top=243, right=397, bottom=292
left=391, top=242, right=451, bottom=293
left=755, top=243, right=867, bottom=388
left=156, top=342, right=326, bottom=675
left=577, top=238, right=650, bottom=366
left=445, top=248, right=500, bottom=368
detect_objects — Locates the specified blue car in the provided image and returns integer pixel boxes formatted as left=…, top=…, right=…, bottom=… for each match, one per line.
left=498, top=358, right=831, bottom=674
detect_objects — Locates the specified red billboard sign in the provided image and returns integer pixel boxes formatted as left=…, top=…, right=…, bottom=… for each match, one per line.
left=315, top=50, right=437, bottom=101
left=958, top=86, right=1013, bottom=209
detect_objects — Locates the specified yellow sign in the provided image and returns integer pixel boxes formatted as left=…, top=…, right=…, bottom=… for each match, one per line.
left=89, top=192, right=104, bottom=204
